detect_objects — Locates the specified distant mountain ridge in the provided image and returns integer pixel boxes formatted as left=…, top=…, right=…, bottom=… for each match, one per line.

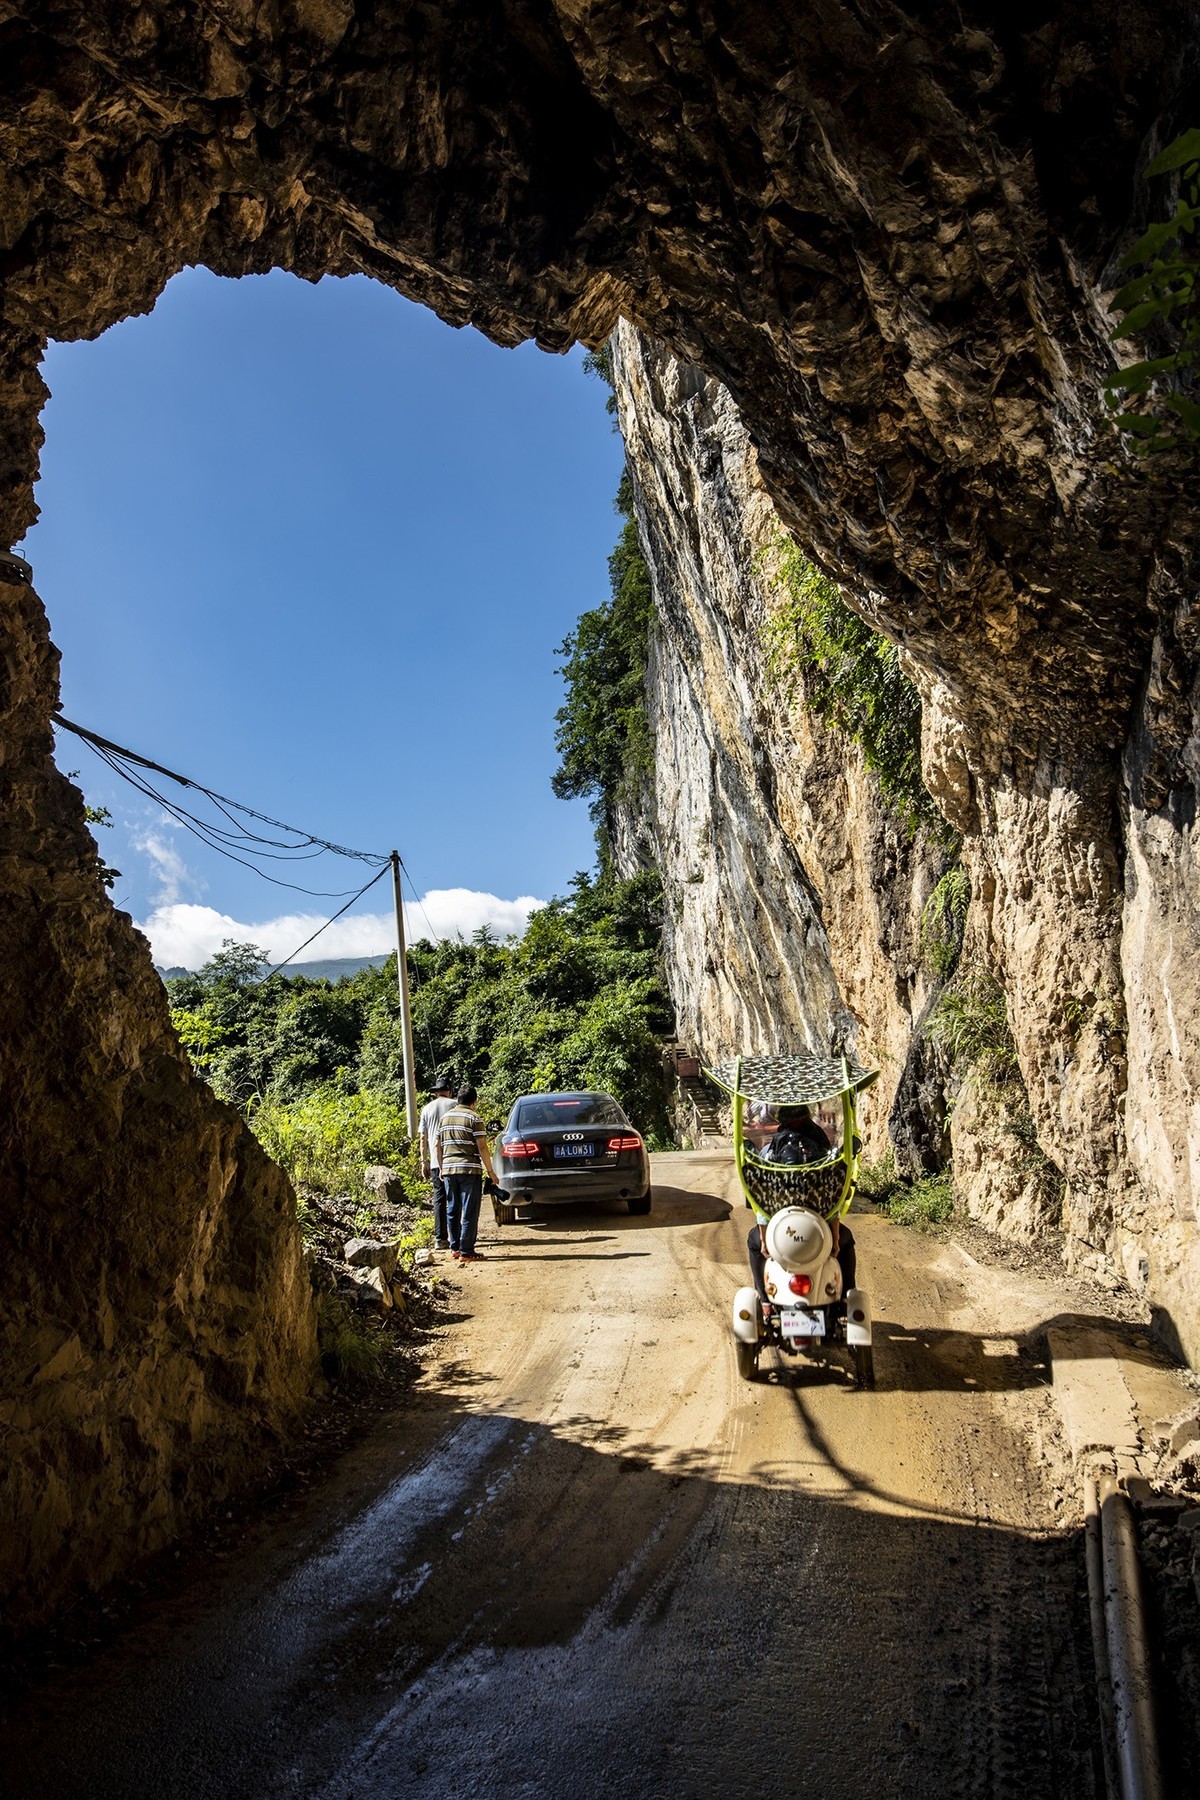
left=157, top=953, right=390, bottom=984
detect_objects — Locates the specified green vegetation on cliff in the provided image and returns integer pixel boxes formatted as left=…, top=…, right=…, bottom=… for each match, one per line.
left=761, top=536, right=950, bottom=839
left=1104, top=127, right=1200, bottom=456
left=166, top=868, right=676, bottom=1193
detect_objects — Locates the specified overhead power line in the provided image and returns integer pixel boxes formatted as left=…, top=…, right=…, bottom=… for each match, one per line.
left=258, top=863, right=391, bottom=980
left=56, top=715, right=430, bottom=1121
left=55, top=712, right=391, bottom=898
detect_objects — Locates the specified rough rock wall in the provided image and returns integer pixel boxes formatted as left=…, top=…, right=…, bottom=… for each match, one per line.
left=0, top=558, right=317, bottom=1627
left=611, top=316, right=1200, bottom=1355
left=609, top=322, right=948, bottom=1168
left=2, top=0, right=1199, bottom=1616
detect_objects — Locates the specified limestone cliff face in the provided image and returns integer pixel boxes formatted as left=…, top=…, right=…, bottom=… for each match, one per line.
left=611, top=322, right=1200, bottom=1362
left=609, top=323, right=949, bottom=1169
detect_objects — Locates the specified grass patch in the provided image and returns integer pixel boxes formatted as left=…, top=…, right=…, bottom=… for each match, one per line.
left=315, top=1293, right=384, bottom=1384
left=855, top=1151, right=903, bottom=1204
left=393, top=1214, right=434, bottom=1270
left=881, top=1171, right=954, bottom=1232
left=925, top=966, right=1019, bottom=1086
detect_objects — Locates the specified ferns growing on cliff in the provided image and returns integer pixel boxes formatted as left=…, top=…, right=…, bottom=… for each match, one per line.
left=1104, top=127, right=1200, bottom=456
left=925, top=966, right=1019, bottom=1087
left=920, top=863, right=970, bottom=978
left=760, top=536, right=952, bottom=840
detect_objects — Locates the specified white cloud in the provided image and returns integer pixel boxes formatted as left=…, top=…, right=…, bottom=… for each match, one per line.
left=137, top=888, right=545, bottom=971
left=132, top=819, right=202, bottom=906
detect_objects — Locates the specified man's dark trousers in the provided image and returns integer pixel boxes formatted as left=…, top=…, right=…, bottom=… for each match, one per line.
left=431, top=1167, right=449, bottom=1244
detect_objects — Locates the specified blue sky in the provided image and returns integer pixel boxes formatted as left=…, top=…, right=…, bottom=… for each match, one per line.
left=23, top=268, right=626, bottom=966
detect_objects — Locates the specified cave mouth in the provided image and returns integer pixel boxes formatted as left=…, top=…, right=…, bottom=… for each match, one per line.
left=4, top=1, right=1198, bottom=1635
left=26, top=265, right=624, bottom=966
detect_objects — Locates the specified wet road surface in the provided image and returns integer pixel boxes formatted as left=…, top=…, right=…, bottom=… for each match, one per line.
left=3, top=1153, right=1099, bottom=1798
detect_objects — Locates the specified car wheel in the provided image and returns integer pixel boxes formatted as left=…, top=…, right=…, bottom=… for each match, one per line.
left=627, top=1189, right=652, bottom=1216
left=736, top=1339, right=760, bottom=1383
left=492, top=1197, right=516, bottom=1226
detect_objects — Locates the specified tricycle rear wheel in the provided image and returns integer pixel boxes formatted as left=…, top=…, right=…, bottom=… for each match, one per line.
left=736, top=1339, right=761, bottom=1383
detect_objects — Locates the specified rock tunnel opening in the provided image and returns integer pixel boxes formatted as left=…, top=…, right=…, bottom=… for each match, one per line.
left=4, top=1, right=1200, bottom=1633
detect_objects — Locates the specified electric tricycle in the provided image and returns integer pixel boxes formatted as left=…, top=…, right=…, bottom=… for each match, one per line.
left=705, top=1052, right=879, bottom=1388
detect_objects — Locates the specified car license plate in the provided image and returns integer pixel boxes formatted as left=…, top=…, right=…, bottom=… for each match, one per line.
left=552, top=1143, right=594, bottom=1160
left=780, top=1309, right=824, bottom=1341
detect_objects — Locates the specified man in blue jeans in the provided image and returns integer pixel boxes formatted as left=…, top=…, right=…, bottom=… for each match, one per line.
left=436, top=1084, right=497, bottom=1262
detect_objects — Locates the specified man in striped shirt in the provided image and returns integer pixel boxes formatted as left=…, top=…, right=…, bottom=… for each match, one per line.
left=436, top=1084, right=497, bottom=1262
left=418, top=1072, right=456, bottom=1251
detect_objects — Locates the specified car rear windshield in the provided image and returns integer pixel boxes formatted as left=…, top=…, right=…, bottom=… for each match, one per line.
left=514, top=1095, right=626, bottom=1129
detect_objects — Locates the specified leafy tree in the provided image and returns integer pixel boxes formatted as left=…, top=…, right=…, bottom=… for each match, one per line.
left=554, top=358, right=655, bottom=867
left=552, top=512, right=654, bottom=833
left=1104, top=128, right=1200, bottom=455
left=203, top=940, right=270, bottom=987
left=166, top=874, right=677, bottom=1152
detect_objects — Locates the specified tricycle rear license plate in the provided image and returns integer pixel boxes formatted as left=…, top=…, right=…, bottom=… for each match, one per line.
left=780, top=1309, right=824, bottom=1340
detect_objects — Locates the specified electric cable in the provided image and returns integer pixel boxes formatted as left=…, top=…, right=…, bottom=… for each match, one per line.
left=55, top=717, right=452, bottom=998
left=56, top=715, right=388, bottom=862
left=398, top=856, right=441, bottom=947
left=55, top=714, right=391, bottom=898
left=257, top=864, right=391, bottom=981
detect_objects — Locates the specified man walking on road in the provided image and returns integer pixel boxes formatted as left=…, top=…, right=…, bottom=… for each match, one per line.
left=437, top=1084, right=497, bottom=1262
left=419, top=1072, right=456, bottom=1251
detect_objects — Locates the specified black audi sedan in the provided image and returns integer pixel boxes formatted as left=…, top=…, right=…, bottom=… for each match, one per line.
left=492, top=1090, right=652, bottom=1219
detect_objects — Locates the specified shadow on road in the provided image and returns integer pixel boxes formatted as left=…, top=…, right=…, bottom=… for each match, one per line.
left=511, top=1186, right=731, bottom=1232
left=493, top=1249, right=653, bottom=1262
left=0, top=1388, right=1104, bottom=1800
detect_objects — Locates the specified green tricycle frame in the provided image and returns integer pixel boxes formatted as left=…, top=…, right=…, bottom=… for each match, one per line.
left=704, top=1051, right=879, bottom=1221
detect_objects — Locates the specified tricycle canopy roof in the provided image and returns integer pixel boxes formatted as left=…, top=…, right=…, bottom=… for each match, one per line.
left=705, top=1053, right=878, bottom=1106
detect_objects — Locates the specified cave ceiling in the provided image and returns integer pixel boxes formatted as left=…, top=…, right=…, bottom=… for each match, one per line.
left=1, top=1, right=1195, bottom=761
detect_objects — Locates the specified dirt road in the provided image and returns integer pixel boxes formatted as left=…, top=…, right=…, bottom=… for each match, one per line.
left=3, top=1152, right=1101, bottom=1798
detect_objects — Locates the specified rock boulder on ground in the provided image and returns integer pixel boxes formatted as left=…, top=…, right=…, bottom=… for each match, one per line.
left=343, top=1238, right=398, bottom=1281
left=362, top=1166, right=407, bottom=1204
left=346, top=1267, right=393, bottom=1310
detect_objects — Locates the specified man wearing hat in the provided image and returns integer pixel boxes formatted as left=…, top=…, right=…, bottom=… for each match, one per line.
left=419, top=1071, right=456, bottom=1251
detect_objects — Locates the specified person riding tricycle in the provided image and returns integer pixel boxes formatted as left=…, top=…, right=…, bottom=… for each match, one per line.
left=705, top=1053, right=877, bottom=1387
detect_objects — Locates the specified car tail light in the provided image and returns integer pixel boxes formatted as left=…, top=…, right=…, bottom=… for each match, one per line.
left=503, top=1140, right=540, bottom=1159
left=607, top=1135, right=643, bottom=1151
left=788, top=1273, right=812, bottom=1297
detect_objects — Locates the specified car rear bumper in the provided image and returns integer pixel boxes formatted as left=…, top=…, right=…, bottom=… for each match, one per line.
left=496, top=1164, right=650, bottom=1206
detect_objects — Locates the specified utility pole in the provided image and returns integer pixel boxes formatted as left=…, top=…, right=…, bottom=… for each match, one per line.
left=390, top=851, right=418, bottom=1138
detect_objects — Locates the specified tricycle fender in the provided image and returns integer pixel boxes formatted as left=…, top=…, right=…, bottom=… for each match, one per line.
left=733, top=1286, right=761, bottom=1343
left=845, top=1287, right=872, bottom=1346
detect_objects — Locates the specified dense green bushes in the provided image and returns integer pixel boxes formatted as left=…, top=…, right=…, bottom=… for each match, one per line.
left=165, top=869, right=677, bottom=1187
left=249, top=1089, right=424, bottom=1203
